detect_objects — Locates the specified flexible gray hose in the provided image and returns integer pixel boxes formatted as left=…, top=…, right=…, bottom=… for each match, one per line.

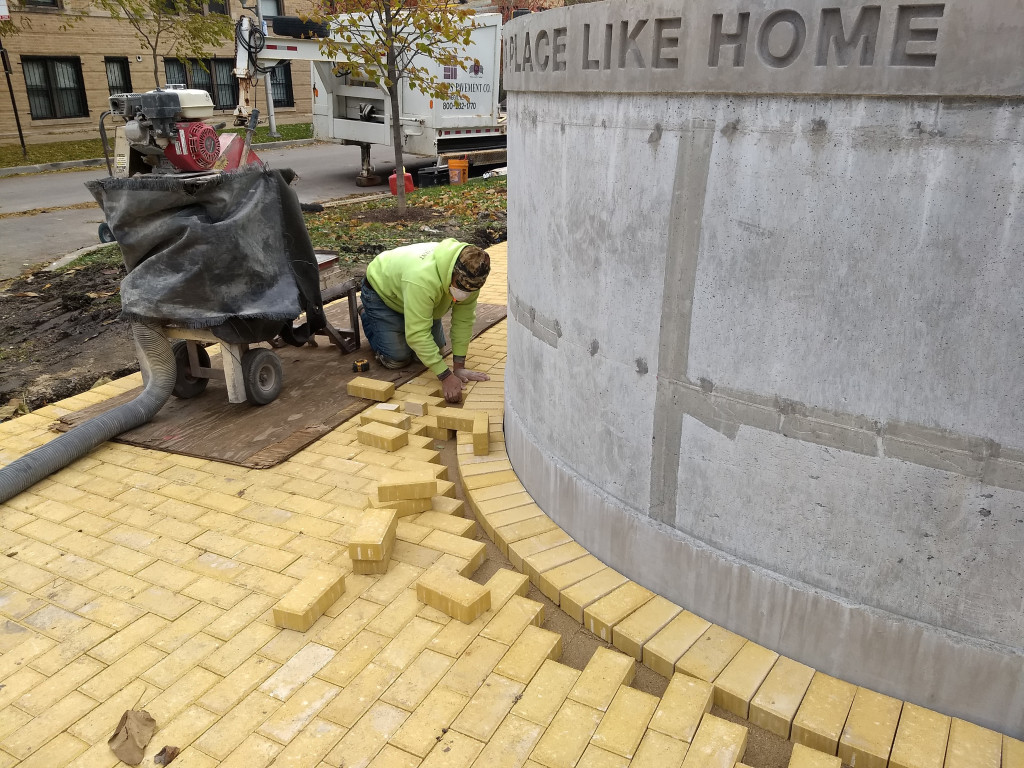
left=0, top=322, right=176, bottom=504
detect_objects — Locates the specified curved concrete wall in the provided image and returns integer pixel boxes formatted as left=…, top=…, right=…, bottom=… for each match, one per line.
left=503, top=0, right=1024, bottom=738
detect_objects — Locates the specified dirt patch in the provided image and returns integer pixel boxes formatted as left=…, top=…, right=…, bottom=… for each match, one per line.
left=354, top=206, right=442, bottom=224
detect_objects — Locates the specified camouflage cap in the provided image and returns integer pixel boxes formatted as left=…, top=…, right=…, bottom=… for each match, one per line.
left=452, top=245, right=490, bottom=291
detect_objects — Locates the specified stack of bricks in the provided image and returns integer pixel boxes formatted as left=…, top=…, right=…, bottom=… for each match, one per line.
left=371, top=469, right=439, bottom=519
left=348, top=507, right=399, bottom=575
left=436, top=409, right=491, bottom=456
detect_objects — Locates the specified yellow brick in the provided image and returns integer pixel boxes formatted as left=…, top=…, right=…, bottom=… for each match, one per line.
left=440, top=636, right=509, bottom=696
left=494, top=624, right=562, bottom=684
left=15, top=656, right=102, bottom=716
left=142, top=632, right=222, bottom=688
left=583, top=582, right=654, bottom=643
left=272, top=567, right=346, bottom=631
left=473, top=415, right=490, bottom=456
left=396, top=457, right=449, bottom=480
left=512, top=659, right=581, bottom=727
left=649, top=673, right=714, bottom=744
left=675, top=625, right=745, bottom=682
left=420, top=730, right=484, bottom=768
left=325, top=701, right=409, bottom=768
left=348, top=377, right=397, bottom=401
left=218, top=734, right=282, bottom=768
left=390, top=686, right=469, bottom=757
left=631, top=729, right=689, bottom=768
left=792, top=672, right=858, bottom=755
left=886, top=703, right=950, bottom=768
left=416, top=566, right=491, bottom=623
left=381, top=648, right=454, bottom=711
left=481, top=595, right=545, bottom=644
left=481, top=569, right=529, bottom=614
left=533, top=554, right=603, bottom=603
left=378, top=470, right=438, bottom=501
left=374, top=617, right=442, bottom=671
left=318, top=629, right=389, bottom=687
left=351, top=508, right=400, bottom=562
left=560, top=568, right=629, bottom=624
left=568, top=646, right=634, bottom=711
left=591, top=684, right=660, bottom=758
left=88, top=613, right=169, bottom=664
left=405, top=381, right=444, bottom=397
left=942, top=717, right=1001, bottom=768
left=370, top=494, right=432, bottom=516
left=358, top=422, right=410, bottom=452
left=368, top=745, right=421, bottom=768
left=789, top=743, right=842, bottom=768
left=713, top=641, right=779, bottom=719
left=269, top=717, right=345, bottom=765
left=524, top=541, right=589, bottom=582
left=1004, top=735, right=1024, bottom=768
left=421, top=529, right=487, bottom=573
left=321, top=662, right=400, bottom=727
left=577, top=745, right=629, bottom=768
left=67, top=680, right=149, bottom=743
left=836, top=688, right=902, bottom=768
left=430, top=495, right=465, bottom=515
left=611, top=595, right=682, bottom=660
left=749, top=656, right=816, bottom=739
left=451, top=672, right=526, bottom=741
left=463, top=470, right=519, bottom=490
left=79, top=644, right=165, bottom=700
left=415, top=511, right=476, bottom=537
left=1, top=690, right=96, bottom=759
left=472, top=713, right=545, bottom=768
left=402, top=394, right=444, bottom=416
left=352, top=550, right=393, bottom=574
left=361, top=408, right=412, bottom=430
left=679, top=713, right=747, bottom=768
left=417, top=415, right=454, bottom=440
left=17, top=733, right=87, bottom=768
left=530, top=699, right=604, bottom=768
left=199, top=656, right=281, bottom=715
left=145, top=667, right=221, bottom=724
left=396, top=519, right=432, bottom=544
left=495, top=515, right=560, bottom=556
left=436, top=409, right=487, bottom=432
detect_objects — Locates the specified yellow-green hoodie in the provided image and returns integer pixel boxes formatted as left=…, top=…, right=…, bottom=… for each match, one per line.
left=365, top=239, right=478, bottom=375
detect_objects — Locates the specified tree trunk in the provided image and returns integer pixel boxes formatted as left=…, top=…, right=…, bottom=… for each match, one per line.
left=387, top=45, right=406, bottom=214
left=152, top=51, right=160, bottom=89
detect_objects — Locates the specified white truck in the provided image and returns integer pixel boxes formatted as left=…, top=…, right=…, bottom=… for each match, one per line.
left=234, top=12, right=506, bottom=185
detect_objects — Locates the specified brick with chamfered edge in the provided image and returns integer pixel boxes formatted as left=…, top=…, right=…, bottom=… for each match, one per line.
left=568, top=646, right=634, bottom=711
left=713, top=641, right=779, bottom=719
left=416, top=415, right=454, bottom=441
left=583, top=582, right=654, bottom=643
left=436, top=479, right=456, bottom=498
left=836, top=688, right=902, bottom=768
left=530, top=699, right=604, bottom=768
left=507, top=528, right=573, bottom=571
left=649, top=673, right=713, bottom=744
left=534, top=554, right=604, bottom=604
left=679, top=713, right=747, bottom=768
left=420, top=529, right=486, bottom=573
left=560, top=568, right=629, bottom=624
left=939, top=717, right=1001, bottom=768
left=512, top=659, right=580, bottom=727
left=675, top=625, right=745, bottom=683
left=416, top=566, right=491, bottom=623
left=358, top=422, right=409, bottom=452
left=430, top=495, right=464, bottom=515
left=493, top=624, right=562, bottom=684
left=369, top=494, right=431, bottom=516
left=349, top=507, right=399, bottom=562
left=473, top=414, right=490, bottom=456
left=360, top=408, right=412, bottom=430
left=749, top=655, right=815, bottom=739
left=612, top=595, right=682, bottom=660
left=792, top=672, right=857, bottom=755
left=415, top=511, right=476, bottom=537
left=480, top=595, right=544, bottom=644
left=352, top=550, right=393, bottom=575
left=789, top=743, right=841, bottom=768
left=524, top=541, right=589, bottom=581
left=591, top=684, right=660, bottom=758
left=494, top=515, right=559, bottom=556
left=631, top=730, right=689, bottom=768
left=271, top=567, right=346, bottom=632
left=888, top=703, right=950, bottom=768
left=1003, top=735, right=1024, bottom=768
left=485, top=568, right=530, bottom=611
left=377, top=470, right=438, bottom=502
left=436, top=409, right=487, bottom=432
left=348, top=376, right=396, bottom=401
left=403, top=394, right=444, bottom=416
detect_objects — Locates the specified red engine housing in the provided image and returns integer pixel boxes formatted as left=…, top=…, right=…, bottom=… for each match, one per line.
left=164, top=121, right=220, bottom=172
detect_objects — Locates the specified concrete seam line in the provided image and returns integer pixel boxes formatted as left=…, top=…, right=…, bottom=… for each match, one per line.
left=649, top=120, right=715, bottom=527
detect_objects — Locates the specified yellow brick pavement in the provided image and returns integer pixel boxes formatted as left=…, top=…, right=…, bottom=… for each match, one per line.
left=0, top=242, right=1015, bottom=768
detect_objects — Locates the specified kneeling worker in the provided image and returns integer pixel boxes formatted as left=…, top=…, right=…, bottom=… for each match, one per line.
left=361, top=239, right=491, bottom=403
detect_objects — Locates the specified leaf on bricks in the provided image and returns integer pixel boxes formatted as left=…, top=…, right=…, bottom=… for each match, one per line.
left=108, top=709, right=157, bottom=766
left=154, top=746, right=181, bottom=765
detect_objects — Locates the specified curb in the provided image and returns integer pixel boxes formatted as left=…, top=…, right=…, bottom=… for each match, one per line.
left=0, top=138, right=317, bottom=178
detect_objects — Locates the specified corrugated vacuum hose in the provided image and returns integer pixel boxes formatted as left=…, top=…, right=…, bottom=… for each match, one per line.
left=0, top=323, right=175, bottom=504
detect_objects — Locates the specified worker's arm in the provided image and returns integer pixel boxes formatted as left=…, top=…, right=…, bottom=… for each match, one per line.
left=449, top=294, right=490, bottom=385
left=401, top=282, right=447, bottom=376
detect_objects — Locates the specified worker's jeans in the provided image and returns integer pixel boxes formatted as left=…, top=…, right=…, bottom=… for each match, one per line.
left=360, top=277, right=445, bottom=367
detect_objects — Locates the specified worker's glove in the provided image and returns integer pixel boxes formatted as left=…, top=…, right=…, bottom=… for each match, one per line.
left=453, top=368, right=490, bottom=383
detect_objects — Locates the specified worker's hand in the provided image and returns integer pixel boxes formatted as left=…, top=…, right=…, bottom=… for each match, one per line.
left=453, top=368, right=490, bottom=383
left=441, top=374, right=464, bottom=403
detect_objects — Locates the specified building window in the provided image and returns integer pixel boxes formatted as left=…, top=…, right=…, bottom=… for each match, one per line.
left=23, top=57, right=88, bottom=119
left=270, top=62, right=293, bottom=108
left=206, top=0, right=228, bottom=13
left=259, top=0, right=281, bottom=17
left=105, top=57, right=133, bottom=97
left=22, top=0, right=60, bottom=7
left=164, top=58, right=238, bottom=110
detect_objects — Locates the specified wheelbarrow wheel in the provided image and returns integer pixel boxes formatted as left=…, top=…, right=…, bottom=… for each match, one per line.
left=98, top=223, right=116, bottom=243
left=171, top=341, right=210, bottom=399
left=242, top=348, right=283, bottom=406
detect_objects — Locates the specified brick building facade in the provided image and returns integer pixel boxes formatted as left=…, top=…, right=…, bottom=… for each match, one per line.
left=0, top=0, right=314, bottom=144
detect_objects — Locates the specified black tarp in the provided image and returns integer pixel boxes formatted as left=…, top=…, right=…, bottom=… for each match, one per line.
left=86, top=167, right=326, bottom=345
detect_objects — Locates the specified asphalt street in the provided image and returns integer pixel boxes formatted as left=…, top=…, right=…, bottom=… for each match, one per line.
left=0, top=142, right=435, bottom=279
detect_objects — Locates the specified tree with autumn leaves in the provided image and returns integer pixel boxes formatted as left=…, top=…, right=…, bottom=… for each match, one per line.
left=310, top=0, right=479, bottom=212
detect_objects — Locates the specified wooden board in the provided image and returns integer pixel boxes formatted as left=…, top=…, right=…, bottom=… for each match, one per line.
left=55, top=301, right=507, bottom=468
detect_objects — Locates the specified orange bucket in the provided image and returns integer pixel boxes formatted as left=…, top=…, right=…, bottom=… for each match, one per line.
left=448, top=158, right=469, bottom=185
